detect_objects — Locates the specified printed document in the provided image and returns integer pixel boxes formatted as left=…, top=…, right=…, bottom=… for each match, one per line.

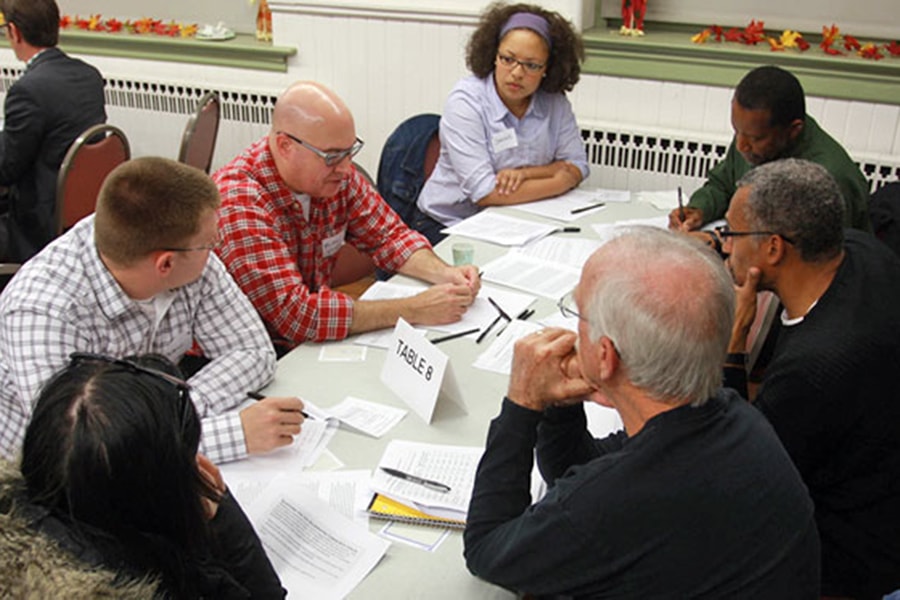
left=440, top=211, right=557, bottom=246
left=510, top=188, right=629, bottom=222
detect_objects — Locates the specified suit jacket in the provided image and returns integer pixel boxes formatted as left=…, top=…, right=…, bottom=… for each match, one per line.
left=0, top=47, right=106, bottom=262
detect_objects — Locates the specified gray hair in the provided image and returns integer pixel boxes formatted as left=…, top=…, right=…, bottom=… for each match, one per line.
left=737, top=158, right=845, bottom=262
left=582, top=227, right=735, bottom=406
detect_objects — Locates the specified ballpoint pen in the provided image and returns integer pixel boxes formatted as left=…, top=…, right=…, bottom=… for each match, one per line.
left=430, top=327, right=480, bottom=344
left=551, top=226, right=581, bottom=234
left=476, top=315, right=501, bottom=344
left=487, top=296, right=512, bottom=322
left=570, top=201, right=606, bottom=215
left=247, top=391, right=312, bottom=419
left=380, top=466, right=451, bottom=493
left=678, top=186, right=685, bottom=222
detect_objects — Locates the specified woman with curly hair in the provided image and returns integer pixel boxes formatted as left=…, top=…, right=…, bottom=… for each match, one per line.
left=415, top=2, right=589, bottom=242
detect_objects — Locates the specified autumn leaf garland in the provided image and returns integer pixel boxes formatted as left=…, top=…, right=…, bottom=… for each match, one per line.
left=693, top=21, right=898, bottom=61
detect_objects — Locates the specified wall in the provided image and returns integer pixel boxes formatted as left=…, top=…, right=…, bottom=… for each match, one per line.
left=3, top=1, right=898, bottom=184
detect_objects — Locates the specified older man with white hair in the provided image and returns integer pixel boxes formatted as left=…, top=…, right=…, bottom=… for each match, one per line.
left=464, top=227, right=819, bottom=597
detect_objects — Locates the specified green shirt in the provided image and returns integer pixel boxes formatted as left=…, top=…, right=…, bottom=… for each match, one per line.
left=688, top=115, right=871, bottom=231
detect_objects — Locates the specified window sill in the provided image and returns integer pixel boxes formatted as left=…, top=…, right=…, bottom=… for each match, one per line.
left=54, top=30, right=296, bottom=72
left=583, top=21, right=900, bottom=105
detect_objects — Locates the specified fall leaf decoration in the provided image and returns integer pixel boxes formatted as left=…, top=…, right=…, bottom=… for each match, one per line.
left=692, top=20, right=898, bottom=61
left=59, top=14, right=199, bottom=39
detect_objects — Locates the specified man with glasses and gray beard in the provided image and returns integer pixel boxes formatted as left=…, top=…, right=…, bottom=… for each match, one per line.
left=214, top=81, right=480, bottom=351
left=722, top=158, right=900, bottom=597
left=464, top=227, right=819, bottom=597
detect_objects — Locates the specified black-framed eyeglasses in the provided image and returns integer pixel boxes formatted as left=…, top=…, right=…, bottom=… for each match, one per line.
left=496, top=53, right=546, bottom=74
left=715, top=224, right=794, bottom=245
left=69, top=352, right=193, bottom=428
left=557, top=289, right=589, bottom=322
left=278, top=131, right=364, bottom=167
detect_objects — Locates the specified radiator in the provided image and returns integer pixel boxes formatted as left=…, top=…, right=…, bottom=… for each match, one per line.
left=2, top=68, right=897, bottom=192
left=580, top=120, right=900, bottom=194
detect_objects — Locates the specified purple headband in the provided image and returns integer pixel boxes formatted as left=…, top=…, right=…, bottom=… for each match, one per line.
left=499, top=12, right=552, bottom=49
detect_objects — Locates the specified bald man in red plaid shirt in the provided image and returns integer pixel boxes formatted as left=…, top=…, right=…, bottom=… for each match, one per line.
left=214, top=82, right=480, bottom=349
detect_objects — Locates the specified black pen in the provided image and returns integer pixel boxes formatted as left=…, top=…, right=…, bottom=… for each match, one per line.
left=678, top=186, right=685, bottom=222
left=570, top=201, right=605, bottom=215
left=476, top=314, right=501, bottom=344
left=518, top=308, right=535, bottom=321
left=487, top=296, right=512, bottom=322
left=380, top=466, right=451, bottom=493
left=430, top=327, right=480, bottom=344
left=552, top=226, right=581, bottom=234
left=247, top=391, right=312, bottom=419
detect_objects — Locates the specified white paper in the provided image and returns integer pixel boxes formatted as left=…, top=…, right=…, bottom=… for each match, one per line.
left=327, top=396, right=408, bottom=438
left=509, top=188, right=628, bottom=222
left=353, top=282, right=430, bottom=349
left=371, top=440, right=484, bottom=519
left=378, top=521, right=451, bottom=552
left=318, top=344, right=368, bottom=362
left=480, top=252, right=581, bottom=299
left=518, top=236, right=603, bottom=269
left=591, top=215, right=669, bottom=244
left=441, top=211, right=557, bottom=246
left=247, top=485, right=389, bottom=600
left=472, top=319, right=543, bottom=375
left=634, top=189, right=680, bottom=210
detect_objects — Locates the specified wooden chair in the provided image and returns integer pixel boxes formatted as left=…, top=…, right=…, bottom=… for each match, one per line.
left=178, top=91, right=220, bottom=174
left=0, top=124, right=130, bottom=278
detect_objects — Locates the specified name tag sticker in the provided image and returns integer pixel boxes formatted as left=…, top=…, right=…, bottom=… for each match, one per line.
left=491, top=128, right=518, bottom=154
left=381, top=318, right=466, bottom=423
left=322, top=228, right=346, bottom=258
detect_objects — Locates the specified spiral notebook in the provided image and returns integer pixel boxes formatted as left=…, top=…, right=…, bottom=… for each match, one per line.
left=366, top=493, right=465, bottom=529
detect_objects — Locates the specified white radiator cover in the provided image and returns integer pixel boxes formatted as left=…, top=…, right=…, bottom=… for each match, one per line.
left=2, top=67, right=897, bottom=193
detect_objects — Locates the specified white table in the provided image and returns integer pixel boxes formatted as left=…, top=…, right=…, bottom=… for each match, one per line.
left=249, top=197, right=669, bottom=599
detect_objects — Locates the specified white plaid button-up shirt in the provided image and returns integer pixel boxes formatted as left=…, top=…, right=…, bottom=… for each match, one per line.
left=0, top=216, right=276, bottom=463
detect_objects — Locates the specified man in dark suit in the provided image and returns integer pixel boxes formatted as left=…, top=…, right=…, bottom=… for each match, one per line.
left=0, top=0, right=106, bottom=262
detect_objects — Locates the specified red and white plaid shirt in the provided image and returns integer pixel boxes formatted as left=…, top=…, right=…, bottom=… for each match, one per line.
left=214, top=138, right=430, bottom=345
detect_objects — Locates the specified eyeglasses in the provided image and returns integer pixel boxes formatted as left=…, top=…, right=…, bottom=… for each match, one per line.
left=69, top=352, right=193, bottom=429
left=557, top=289, right=588, bottom=322
left=278, top=131, right=364, bottom=167
left=715, top=224, right=795, bottom=245
left=496, top=53, right=546, bottom=74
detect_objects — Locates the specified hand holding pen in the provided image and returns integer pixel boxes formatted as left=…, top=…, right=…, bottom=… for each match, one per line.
left=239, top=392, right=308, bottom=454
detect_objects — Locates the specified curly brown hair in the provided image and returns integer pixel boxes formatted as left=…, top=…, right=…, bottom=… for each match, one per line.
left=466, top=2, right=584, bottom=94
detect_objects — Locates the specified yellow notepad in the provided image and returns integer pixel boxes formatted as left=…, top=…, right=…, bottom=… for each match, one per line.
left=366, top=493, right=465, bottom=529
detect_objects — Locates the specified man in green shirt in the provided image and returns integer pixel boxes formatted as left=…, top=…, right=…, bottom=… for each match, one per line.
left=669, top=65, right=870, bottom=233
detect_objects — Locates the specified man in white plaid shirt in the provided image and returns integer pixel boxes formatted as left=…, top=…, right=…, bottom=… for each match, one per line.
left=0, top=157, right=306, bottom=464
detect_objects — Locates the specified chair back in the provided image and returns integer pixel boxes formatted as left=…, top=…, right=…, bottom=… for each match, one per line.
left=55, top=124, right=130, bottom=236
left=376, top=113, right=441, bottom=227
left=178, top=91, right=221, bottom=174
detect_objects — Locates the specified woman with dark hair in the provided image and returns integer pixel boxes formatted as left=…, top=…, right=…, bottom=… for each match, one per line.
left=1, top=353, right=285, bottom=598
left=415, top=1, right=589, bottom=243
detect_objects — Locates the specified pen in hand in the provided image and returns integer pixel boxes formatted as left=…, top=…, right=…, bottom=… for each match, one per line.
left=677, top=186, right=685, bottom=222
left=246, top=391, right=312, bottom=419
left=380, top=466, right=451, bottom=493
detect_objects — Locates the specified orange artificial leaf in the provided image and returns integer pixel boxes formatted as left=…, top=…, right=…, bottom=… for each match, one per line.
left=767, top=37, right=784, bottom=51
left=691, top=29, right=712, bottom=44
left=59, top=15, right=72, bottom=29
left=843, top=34, right=861, bottom=51
left=885, top=41, right=900, bottom=56
left=859, top=43, right=884, bottom=60
left=821, top=24, right=841, bottom=46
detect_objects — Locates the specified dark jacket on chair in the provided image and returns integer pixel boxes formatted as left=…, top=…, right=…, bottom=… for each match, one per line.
left=376, top=113, right=440, bottom=227
left=0, top=47, right=106, bottom=262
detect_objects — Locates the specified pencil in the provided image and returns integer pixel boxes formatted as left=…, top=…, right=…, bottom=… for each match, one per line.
left=430, top=328, right=480, bottom=344
left=246, top=391, right=312, bottom=419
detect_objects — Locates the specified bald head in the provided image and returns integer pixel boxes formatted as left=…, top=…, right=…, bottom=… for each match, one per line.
left=272, top=81, right=354, bottom=140
left=580, top=227, right=734, bottom=405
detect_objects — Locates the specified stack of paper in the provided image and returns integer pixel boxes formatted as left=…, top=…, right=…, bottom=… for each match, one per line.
left=440, top=211, right=557, bottom=246
left=368, top=440, right=483, bottom=527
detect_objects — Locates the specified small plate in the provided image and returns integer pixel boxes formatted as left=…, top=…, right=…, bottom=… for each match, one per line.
left=196, top=26, right=236, bottom=41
